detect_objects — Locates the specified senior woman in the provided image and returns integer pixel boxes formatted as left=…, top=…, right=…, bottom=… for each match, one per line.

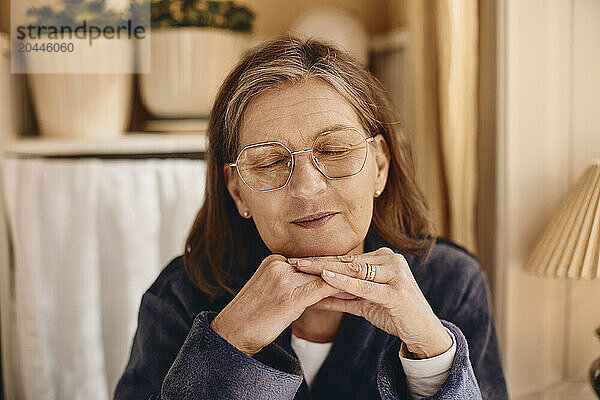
left=115, top=37, right=508, bottom=400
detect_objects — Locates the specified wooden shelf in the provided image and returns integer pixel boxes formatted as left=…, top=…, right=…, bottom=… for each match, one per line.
left=3, top=132, right=207, bottom=158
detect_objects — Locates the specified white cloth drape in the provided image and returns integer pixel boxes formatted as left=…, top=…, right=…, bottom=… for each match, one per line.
left=2, top=157, right=207, bottom=399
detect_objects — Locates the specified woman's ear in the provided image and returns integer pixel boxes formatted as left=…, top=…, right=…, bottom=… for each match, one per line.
left=223, top=164, right=251, bottom=218
left=373, top=134, right=391, bottom=196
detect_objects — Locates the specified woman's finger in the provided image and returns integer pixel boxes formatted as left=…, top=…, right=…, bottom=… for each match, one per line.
left=292, top=275, right=342, bottom=308
left=286, top=249, right=384, bottom=271
left=289, top=247, right=384, bottom=264
left=309, top=296, right=365, bottom=317
left=330, top=292, right=358, bottom=300
left=293, top=266, right=357, bottom=299
left=289, top=258, right=395, bottom=284
left=319, top=269, right=388, bottom=304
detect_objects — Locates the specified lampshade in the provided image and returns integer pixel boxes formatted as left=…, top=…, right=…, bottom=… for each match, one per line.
left=525, top=160, right=600, bottom=279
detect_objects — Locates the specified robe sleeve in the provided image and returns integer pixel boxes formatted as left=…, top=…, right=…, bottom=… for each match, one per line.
left=113, top=292, right=303, bottom=400
left=376, top=266, right=508, bottom=399
left=399, top=327, right=456, bottom=399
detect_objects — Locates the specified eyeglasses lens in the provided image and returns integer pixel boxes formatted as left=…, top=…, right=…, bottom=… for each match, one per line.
left=236, top=128, right=368, bottom=191
left=312, top=129, right=368, bottom=179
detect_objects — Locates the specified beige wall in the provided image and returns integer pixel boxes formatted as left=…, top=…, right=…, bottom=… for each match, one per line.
left=499, top=0, right=600, bottom=397
left=0, top=0, right=8, bottom=33
left=566, top=0, right=600, bottom=380
left=247, top=0, right=388, bottom=37
left=386, top=0, right=409, bottom=30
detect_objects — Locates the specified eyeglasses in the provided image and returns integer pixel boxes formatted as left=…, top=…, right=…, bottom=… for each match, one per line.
left=229, top=126, right=376, bottom=192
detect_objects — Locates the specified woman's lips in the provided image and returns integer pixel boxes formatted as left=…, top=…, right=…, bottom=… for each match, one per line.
left=291, top=212, right=338, bottom=228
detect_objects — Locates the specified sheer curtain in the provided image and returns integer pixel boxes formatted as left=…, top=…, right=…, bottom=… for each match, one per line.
left=406, top=0, right=479, bottom=254
left=2, top=157, right=206, bottom=399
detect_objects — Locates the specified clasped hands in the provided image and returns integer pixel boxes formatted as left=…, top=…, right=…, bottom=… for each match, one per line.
left=288, top=247, right=452, bottom=359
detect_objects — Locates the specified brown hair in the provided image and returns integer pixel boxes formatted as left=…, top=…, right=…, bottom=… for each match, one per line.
left=184, top=36, right=437, bottom=300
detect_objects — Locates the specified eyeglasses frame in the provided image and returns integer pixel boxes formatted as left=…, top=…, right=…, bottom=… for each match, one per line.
left=228, top=126, right=377, bottom=192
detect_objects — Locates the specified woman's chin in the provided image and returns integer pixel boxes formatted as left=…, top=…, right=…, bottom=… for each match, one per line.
left=278, top=239, right=360, bottom=258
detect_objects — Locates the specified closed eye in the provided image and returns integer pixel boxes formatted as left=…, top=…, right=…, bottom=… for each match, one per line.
left=255, top=158, right=289, bottom=169
left=315, top=148, right=353, bottom=157
left=319, top=149, right=350, bottom=154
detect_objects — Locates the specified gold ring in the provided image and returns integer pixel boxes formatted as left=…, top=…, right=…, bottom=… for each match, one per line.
left=364, top=263, right=376, bottom=281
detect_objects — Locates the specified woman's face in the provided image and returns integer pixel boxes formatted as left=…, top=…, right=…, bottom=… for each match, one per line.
left=224, top=78, right=390, bottom=258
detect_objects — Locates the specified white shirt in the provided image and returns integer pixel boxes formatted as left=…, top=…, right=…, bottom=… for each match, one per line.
left=290, top=333, right=334, bottom=390
left=290, top=328, right=456, bottom=399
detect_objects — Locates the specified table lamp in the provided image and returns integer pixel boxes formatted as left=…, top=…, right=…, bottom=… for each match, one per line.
left=524, top=160, right=600, bottom=397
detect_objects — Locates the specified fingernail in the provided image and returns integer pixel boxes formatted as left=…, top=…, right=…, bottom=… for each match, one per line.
left=288, top=258, right=311, bottom=266
left=338, top=254, right=354, bottom=262
left=323, top=270, right=335, bottom=277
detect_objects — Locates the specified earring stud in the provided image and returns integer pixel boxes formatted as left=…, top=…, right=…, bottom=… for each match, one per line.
left=374, top=189, right=382, bottom=198
left=242, top=211, right=250, bottom=218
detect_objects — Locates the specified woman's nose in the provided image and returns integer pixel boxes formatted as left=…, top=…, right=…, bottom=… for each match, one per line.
left=287, top=152, right=327, bottom=198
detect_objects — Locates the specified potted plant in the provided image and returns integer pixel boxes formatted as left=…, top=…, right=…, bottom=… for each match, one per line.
left=23, top=0, right=147, bottom=138
left=139, top=0, right=254, bottom=119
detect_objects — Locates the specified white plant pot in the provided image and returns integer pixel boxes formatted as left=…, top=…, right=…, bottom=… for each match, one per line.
left=139, top=28, right=250, bottom=118
left=25, top=38, right=134, bottom=138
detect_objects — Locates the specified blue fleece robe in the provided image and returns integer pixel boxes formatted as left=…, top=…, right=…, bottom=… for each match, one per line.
left=114, top=233, right=508, bottom=399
